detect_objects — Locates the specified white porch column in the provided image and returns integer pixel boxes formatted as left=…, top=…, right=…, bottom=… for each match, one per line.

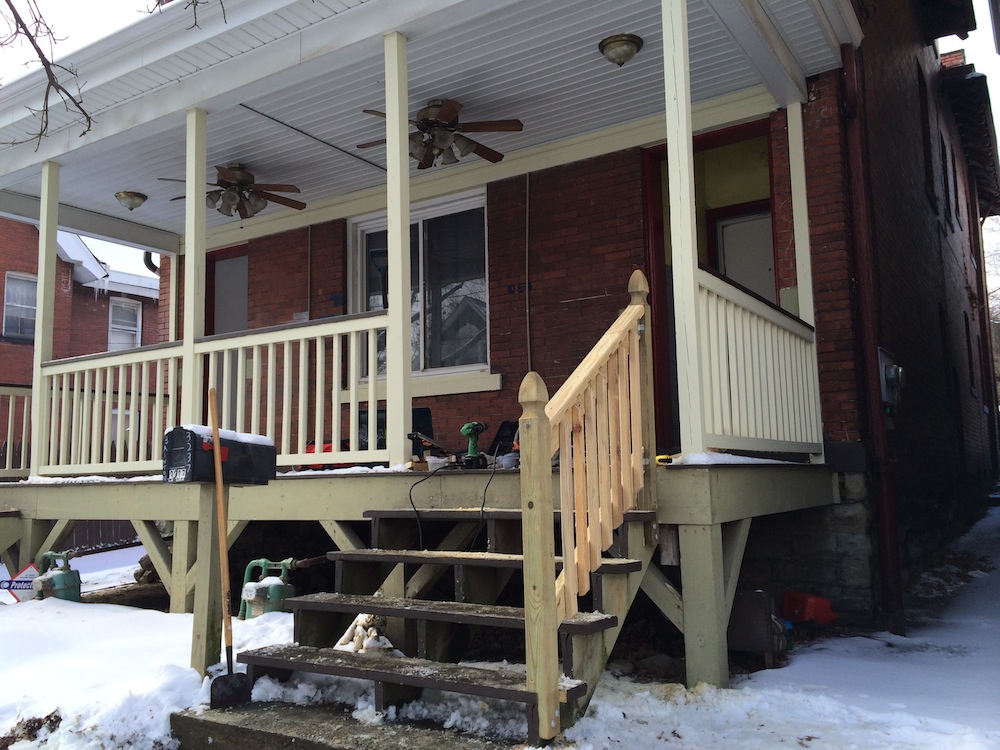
left=29, top=161, right=60, bottom=473
left=787, top=101, right=824, bottom=461
left=180, top=108, right=208, bottom=425
left=383, top=31, right=413, bottom=466
left=661, top=0, right=705, bottom=453
left=787, top=101, right=814, bottom=325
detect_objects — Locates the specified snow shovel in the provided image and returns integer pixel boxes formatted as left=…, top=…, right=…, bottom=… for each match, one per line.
left=207, top=388, right=253, bottom=709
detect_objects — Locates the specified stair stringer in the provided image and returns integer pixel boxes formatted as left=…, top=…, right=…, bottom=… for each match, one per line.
left=561, top=520, right=658, bottom=726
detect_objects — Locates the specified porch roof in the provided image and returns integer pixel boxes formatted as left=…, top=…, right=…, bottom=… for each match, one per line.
left=0, top=0, right=861, bottom=253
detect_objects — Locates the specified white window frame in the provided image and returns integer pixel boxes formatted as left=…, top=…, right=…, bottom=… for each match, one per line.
left=108, top=297, right=142, bottom=352
left=349, top=190, right=499, bottom=396
left=3, top=272, right=37, bottom=341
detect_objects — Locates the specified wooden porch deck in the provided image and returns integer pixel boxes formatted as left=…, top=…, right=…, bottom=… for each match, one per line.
left=0, top=460, right=837, bottom=689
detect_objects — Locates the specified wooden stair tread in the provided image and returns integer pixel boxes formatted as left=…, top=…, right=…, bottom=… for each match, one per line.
left=287, top=592, right=618, bottom=634
left=326, top=548, right=641, bottom=573
left=364, top=507, right=656, bottom=523
left=238, top=643, right=586, bottom=704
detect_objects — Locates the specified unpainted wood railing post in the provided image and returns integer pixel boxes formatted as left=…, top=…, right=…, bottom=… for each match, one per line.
left=629, top=270, right=656, bottom=511
left=519, top=371, right=560, bottom=741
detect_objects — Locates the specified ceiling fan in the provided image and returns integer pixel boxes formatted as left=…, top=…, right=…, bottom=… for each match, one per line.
left=358, top=98, right=523, bottom=169
left=159, top=163, right=306, bottom=219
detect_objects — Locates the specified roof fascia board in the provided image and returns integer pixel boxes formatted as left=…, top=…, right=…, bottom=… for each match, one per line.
left=55, top=230, right=108, bottom=284
left=203, top=86, right=778, bottom=249
left=0, top=0, right=306, bottom=114
left=814, top=0, right=864, bottom=48
left=702, top=0, right=807, bottom=106
left=0, top=0, right=517, bottom=181
left=0, top=190, right=181, bottom=254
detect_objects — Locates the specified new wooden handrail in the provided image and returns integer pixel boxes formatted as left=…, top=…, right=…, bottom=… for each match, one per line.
left=519, top=269, right=653, bottom=742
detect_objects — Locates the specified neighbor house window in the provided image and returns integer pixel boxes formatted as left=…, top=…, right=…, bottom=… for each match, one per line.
left=108, top=298, right=142, bottom=351
left=353, top=192, right=488, bottom=373
left=3, top=273, right=37, bottom=341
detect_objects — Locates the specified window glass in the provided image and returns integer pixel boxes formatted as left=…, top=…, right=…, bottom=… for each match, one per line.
left=3, top=273, right=37, bottom=340
left=109, top=298, right=141, bottom=351
left=360, top=201, right=487, bottom=373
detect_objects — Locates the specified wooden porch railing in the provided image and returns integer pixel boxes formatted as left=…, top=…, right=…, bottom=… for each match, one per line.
left=518, top=269, right=654, bottom=741
left=31, top=311, right=392, bottom=476
left=696, top=270, right=823, bottom=454
left=36, top=344, right=183, bottom=475
left=197, top=311, right=391, bottom=469
left=0, top=385, right=31, bottom=479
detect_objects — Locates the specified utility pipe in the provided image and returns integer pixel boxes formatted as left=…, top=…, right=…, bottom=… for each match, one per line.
left=842, top=44, right=904, bottom=634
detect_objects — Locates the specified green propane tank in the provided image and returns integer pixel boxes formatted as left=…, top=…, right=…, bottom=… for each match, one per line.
left=239, top=557, right=295, bottom=619
left=33, top=551, right=81, bottom=602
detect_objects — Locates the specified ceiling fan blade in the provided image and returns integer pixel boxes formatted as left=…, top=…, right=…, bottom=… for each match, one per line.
left=357, top=138, right=387, bottom=149
left=236, top=201, right=249, bottom=220
left=256, top=191, right=307, bottom=210
left=214, top=164, right=241, bottom=183
left=157, top=177, right=186, bottom=183
left=363, top=108, right=386, bottom=118
left=417, top=146, right=436, bottom=170
left=252, top=183, right=301, bottom=193
left=435, top=99, right=463, bottom=125
left=469, top=139, right=505, bottom=163
left=170, top=195, right=185, bottom=201
left=458, top=119, right=524, bottom=132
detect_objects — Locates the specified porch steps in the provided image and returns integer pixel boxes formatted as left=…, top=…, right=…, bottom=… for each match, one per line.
left=287, top=591, right=618, bottom=635
left=234, top=506, right=655, bottom=744
left=326, top=548, right=642, bottom=572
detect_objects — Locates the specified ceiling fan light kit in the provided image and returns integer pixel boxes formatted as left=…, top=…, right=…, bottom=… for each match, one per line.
left=359, top=98, right=523, bottom=169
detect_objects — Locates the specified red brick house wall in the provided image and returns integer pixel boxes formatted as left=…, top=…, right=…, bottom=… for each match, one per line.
left=1, top=217, right=159, bottom=386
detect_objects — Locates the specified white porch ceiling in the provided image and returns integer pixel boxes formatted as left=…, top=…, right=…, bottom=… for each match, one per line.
left=0, top=0, right=860, bottom=251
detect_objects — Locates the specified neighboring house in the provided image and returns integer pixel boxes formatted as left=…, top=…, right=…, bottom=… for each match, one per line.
left=0, top=0, right=997, bottom=742
left=0, top=217, right=158, bottom=546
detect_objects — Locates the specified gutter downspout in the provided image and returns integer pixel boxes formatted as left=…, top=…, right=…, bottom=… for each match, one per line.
left=842, top=44, right=905, bottom=634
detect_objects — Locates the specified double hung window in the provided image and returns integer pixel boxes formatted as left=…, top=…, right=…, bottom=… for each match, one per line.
left=355, top=193, right=488, bottom=373
left=109, top=298, right=142, bottom=351
left=3, top=273, right=37, bottom=341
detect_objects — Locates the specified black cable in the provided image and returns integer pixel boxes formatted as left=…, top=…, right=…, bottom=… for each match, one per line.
left=407, top=462, right=452, bottom=550
left=473, top=456, right=499, bottom=549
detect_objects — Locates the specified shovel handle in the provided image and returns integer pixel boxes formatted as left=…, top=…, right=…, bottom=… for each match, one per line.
left=209, top=388, right=235, bottom=654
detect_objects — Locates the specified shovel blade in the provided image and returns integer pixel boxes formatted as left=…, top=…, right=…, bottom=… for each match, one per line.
left=210, top=672, right=253, bottom=709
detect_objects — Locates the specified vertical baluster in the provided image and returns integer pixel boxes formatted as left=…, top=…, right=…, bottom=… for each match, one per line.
left=367, top=327, right=379, bottom=453
left=235, top=346, right=247, bottom=433
left=331, top=334, right=343, bottom=453
left=282, top=342, right=293, bottom=455
left=251, top=344, right=262, bottom=436
left=558, top=418, right=579, bottom=616
left=115, top=366, right=127, bottom=463
left=297, top=338, right=309, bottom=454
left=315, top=336, right=326, bottom=457
left=571, top=401, right=590, bottom=594
left=348, top=332, right=361, bottom=451
left=617, top=339, right=634, bottom=508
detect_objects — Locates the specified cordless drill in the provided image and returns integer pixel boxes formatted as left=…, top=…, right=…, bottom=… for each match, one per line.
left=460, top=422, right=488, bottom=469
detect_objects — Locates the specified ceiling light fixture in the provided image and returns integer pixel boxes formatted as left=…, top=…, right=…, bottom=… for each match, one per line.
left=598, top=34, right=643, bottom=67
left=115, top=191, right=147, bottom=211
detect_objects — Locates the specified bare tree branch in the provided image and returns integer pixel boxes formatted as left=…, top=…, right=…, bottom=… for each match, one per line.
left=1, top=0, right=90, bottom=148
left=0, top=0, right=226, bottom=147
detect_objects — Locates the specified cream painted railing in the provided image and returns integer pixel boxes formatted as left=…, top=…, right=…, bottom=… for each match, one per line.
left=37, top=344, right=183, bottom=475
left=32, top=311, right=391, bottom=475
left=197, top=311, right=391, bottom=469
left=518, top=269, right=654, bottom=741
left=0, top=385, right=31, bottom=478
left=696, top=269, right=823, bottom=454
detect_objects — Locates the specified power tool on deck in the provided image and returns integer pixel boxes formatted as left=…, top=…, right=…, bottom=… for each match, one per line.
left=460, top=421, right=488, bottom=468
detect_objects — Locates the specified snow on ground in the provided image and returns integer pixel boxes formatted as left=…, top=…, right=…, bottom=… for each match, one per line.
left=1, top=508, right=998, bottom=749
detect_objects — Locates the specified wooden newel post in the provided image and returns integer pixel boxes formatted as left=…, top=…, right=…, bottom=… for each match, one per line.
left=518, top=371, right=561, bottom=741
left=629, top=269, right=656, bottom=511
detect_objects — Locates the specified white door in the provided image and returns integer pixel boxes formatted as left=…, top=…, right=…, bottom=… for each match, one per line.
left=718, top=213, right=776, bottom=303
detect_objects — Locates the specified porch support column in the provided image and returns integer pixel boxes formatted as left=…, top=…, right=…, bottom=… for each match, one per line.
left=787, top=101, right=824, bottom=462
left=29, top=161, right=60, bottom=474
left=180, top=108, right=208, bottom=425
left=660, top=0, right=705, bottom=453
left=383, top=31, right=413, bottom=466
left=678, top=523, right=730, bottom=688
left=787, top=101, right=814, bottom=325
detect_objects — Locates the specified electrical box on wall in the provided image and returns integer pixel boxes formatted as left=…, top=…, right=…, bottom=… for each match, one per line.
left=878, top=347, right=904, bottom=407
